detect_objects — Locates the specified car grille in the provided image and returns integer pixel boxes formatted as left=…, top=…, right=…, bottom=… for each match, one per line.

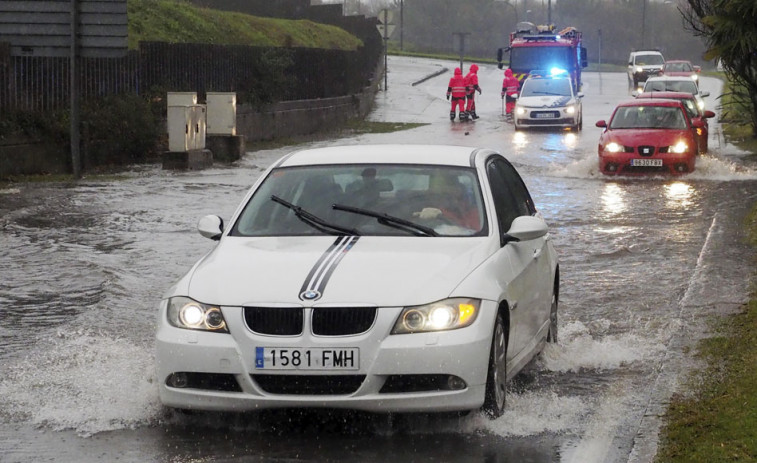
left=637, top=145, right=656, bottom=156
left=251, top=374, right=365, bottom=395
left=312, top=307, right=376, bottom=335
left=245, top=307, right=303, bottom=335
left=243, top=306, right=377, bottom=336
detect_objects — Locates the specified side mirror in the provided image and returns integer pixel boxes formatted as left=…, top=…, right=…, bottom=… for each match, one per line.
left=703, top=110, right=716, bottom=119
left=596, top=120, right=607, bottom=128
left=496, top=48, right=504, bottom=62
left=700, top=91, right=710, bottom=98
left=631, top=90, right=639, bottom=97
left=577, top=92, right=585, bottom=99
left=503, top=216, right=548, bottom=244
left=198, top=215, right=224, bottom=241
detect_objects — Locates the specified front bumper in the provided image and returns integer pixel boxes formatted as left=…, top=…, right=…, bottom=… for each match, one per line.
left=599, top=151, right=695, bottom=175
left=514, top=110, right=579, bottom=129
left=155, top=301, right=497, bottom=413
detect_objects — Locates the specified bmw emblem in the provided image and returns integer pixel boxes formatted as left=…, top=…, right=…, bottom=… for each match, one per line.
left=300, top=290, right=321, bottom=301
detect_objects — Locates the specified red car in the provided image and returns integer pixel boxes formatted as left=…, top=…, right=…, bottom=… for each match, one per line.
left=596, top=99, right=704, bottom=175
left=635, top=91, right=716, bottom=153
left=660, top=60, right=701, bottom=85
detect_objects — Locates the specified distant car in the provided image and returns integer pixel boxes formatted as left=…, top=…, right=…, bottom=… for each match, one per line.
left=156, top=144, right=560, bottom=419
left=627, top=50, right=665, bottom=91
left=640, top=75, right=710, bottom=111
left=596, top=99, right=704, bottom=175
left=660, top=60, right=701, bottom=84
left=513, top=70, right=583, bottom=131
left=635, top=91, right=716, bottom=154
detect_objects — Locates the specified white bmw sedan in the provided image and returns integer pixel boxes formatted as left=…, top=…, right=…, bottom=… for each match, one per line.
left=156, top=144, right=559, bottom=418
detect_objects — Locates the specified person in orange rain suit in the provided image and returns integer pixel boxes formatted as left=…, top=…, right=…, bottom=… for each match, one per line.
left=446, top=67, right=468, bottom=121
left=501, top=68, right=520, bottom=118
left=464, top=64, right=482, bottom=120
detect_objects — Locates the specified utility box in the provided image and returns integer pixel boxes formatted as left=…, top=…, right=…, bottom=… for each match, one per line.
left=191, top=105, right=207, bottom=150
left=167, top=92, right=197, bottom=106
left=167, top=105, right=192, bottom=152
left=167, top=104, right=206, bottom=152
left=206, top=92, right=237, bottom=135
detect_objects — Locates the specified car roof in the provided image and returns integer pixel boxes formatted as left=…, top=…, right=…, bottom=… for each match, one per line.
left=275, top=144, right=495, bottom=168
left=664, top=59, right=691, bottom=64
left=636, top=91, right=695, bottom=100
left=616, top=98, right=684, bottom=108
left=630, top=50, right=663, bottom=56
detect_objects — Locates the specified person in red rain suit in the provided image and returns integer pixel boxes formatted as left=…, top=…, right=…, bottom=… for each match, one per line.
left=464, top=64, right=482, bottom=119
left=501, top=68, right=520, bottom=119
left=446, top=67, right=467, bottom=121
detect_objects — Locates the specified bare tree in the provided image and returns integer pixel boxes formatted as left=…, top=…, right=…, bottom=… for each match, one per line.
left=681, top=0, right=757, bottom=136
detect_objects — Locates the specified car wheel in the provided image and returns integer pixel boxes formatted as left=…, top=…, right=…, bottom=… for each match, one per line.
left=482, top=312, right=507, bottom=419
left=547, top=289, right=558, bottom=343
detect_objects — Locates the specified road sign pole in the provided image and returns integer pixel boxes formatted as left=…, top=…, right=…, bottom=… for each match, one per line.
left=70, top=0, right=81, bottom=178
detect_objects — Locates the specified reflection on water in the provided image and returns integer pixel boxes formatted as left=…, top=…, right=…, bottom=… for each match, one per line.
left=664, top=181, right=694, bottom=210
left=600, top=183, right=627, bottom=217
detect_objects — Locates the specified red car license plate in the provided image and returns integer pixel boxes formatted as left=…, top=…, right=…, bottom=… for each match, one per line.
left=631, top=159, right=663, bottom=167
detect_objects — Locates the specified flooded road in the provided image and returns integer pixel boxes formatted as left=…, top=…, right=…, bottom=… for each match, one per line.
left=1, top=56, right=756, bottom=462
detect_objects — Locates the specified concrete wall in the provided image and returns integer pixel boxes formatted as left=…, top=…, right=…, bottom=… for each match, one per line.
left=238, top=84, right=378, bottom=142
left=0, top=136, right=69, bottom=176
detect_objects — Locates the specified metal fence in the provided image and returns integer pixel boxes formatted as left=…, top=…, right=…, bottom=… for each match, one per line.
left=0, top=41, right=379, bottom=112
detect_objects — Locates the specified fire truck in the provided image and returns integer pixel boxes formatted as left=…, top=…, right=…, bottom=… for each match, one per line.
left=497, top=22, right=588, bottom=92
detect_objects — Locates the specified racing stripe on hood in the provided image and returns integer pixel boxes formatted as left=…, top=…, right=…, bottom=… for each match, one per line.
left=299, top=235, right=359, bottom=301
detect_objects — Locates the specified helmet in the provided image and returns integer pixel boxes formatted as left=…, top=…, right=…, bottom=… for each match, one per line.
left=454, top=67, right=462, bottom=75
left=470, top=64, right=479, bottom=73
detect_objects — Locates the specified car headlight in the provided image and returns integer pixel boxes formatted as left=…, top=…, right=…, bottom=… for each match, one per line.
left=605, top=142, right=622, bottom=153
left=671, top=141, right=688, bottom=153
left=565, top=105, right=576, bottom=115
left=515, top=106, right=527, bottom=116
left=691, top=74, right=698, bottom=81
left=635, top=66, right=643, bottom=73
left=392, top=298, right=480, bottom=334
left=167, top=296, right=229, bottom=332
left=697, top=99, right=705, bottom=110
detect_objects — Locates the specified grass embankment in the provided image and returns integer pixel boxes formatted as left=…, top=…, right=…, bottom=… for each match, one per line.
left=655, top=211, right=757, bottom=462
left=127, top=0, right=362, bottom=50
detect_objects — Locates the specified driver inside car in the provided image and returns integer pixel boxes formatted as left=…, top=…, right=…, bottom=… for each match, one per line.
left=413, top=177, right=481, bottom=230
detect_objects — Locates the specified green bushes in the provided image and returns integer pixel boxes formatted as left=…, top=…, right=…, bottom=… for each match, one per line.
left=80, top=93, right=163, bottom=167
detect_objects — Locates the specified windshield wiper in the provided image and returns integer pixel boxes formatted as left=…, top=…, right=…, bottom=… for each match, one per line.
left=271, top=195, right=360, bottom=236
left=332, top=204, right=438, bottom=237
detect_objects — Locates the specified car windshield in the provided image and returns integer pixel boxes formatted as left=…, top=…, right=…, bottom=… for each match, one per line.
left=230, top=164, right=488, bottom=237
left=521, top=78, right=572, bottom=97
left=644, top=79, right=698, bottom=94
left=664, top=62, right=692, bottom=72
left=634, top=54, right=664, bottom=66
left=610, top=105, right=687, bottom=130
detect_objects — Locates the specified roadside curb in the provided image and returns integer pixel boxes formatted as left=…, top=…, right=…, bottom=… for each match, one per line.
left=412, top=67, right=448, bottom=86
